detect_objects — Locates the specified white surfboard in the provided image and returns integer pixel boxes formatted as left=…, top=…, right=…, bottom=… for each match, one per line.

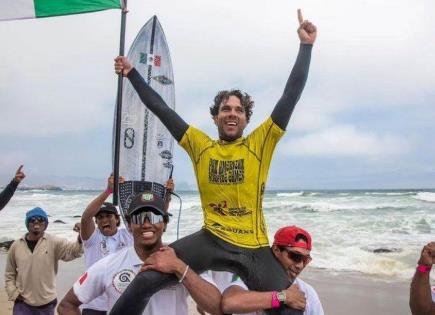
left=115, top=16, right=175, bottom=216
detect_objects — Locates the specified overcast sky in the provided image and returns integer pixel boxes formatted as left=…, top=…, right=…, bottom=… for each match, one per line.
left=1, top=0, right=434, bottom=189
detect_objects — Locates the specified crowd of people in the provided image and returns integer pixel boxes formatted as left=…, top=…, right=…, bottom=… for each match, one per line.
left=1, top=8, right=434, bottom=315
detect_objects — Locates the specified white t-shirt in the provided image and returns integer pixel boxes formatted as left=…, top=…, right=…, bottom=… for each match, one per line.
left=82, top=228, right=133, bottom=311
left=74, top=246, right=212, bottom=315
left=214, top=271, right=325, bottom=315
left=431, top=286, right=435, bottom=302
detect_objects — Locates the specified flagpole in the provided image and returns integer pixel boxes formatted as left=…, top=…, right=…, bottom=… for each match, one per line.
left=113, top=0, right=128, bottom=206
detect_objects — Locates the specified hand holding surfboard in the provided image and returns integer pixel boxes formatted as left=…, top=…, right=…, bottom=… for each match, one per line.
left=297, top=9, right=317, bottom=45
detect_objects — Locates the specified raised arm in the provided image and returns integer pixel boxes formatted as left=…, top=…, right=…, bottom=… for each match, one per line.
left=410, top=242, right=435, bottom=315
left=142, top=246, right=223, bottom=315
left=114, top=57, right=189, bottom=142
left=0, top=165, right=25, bottom=211
left=271, top=9, right=317, bottom=130
left=80, top=174, right=123, bottom=240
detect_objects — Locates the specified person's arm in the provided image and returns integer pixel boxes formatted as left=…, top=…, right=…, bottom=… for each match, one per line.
left=58, top=258, right=107, bottom=315
left=57, top=289, right=82, bottom=315
left=54, top=236, right=83, bottom=262
left=0, top=165, right=25, bottom=211
left=114, top=57, right=188, bottom=142
left=80, top=174, right=123, bottom=241
left=4, top=243, right=20, bottom=301
left=410, top=242, right=435, bottom=315
left=271, top=9, right=316, bottom=130
left=142, top=246, right=223, bottom=315
left=221, top=282, right=306, bottom=313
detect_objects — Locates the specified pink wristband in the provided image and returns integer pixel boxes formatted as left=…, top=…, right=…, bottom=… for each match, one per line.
left=417, top=264, right=432, bottom=273
left=105, top=188, right=113, bottom=195
left=271, top=291, right=280, bottom=309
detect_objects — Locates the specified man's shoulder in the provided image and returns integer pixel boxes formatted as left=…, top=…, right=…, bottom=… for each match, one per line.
left=295, top=278, right=317, bottom=294
left=100, top=246, right=130, bottom=263
left=86, top=247, right=130, bottom=275
left=183, top=125, right=212, bottom=142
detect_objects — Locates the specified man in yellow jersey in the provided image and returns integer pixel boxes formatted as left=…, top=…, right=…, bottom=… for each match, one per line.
left=111, top=9, right=316, bottom=315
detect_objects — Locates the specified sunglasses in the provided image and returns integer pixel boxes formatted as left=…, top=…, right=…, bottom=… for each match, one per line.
left=28, top=216, right=46, bottom=224
left=130, top=210, right=165, bottom=225
left=281, top=247, right=312, bottom=264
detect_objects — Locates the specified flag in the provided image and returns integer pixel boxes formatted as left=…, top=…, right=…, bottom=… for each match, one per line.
left=139, top=53, right=161, bottom=67
left=0, top=0, right=122, bottom=21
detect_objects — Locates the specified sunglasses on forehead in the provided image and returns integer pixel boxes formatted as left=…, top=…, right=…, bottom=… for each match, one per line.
left=130, top=210, right=165, bottom=225
left=281, top=247, right=312, bottom=264
left=28, top=216, right=46, bottom=224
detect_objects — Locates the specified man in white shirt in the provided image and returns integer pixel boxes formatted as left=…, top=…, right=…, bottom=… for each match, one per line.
left=410, top=241, right=435, bottom=315
left=78, top=175, right=174, bottom=314
left=58, top=191, right=222, bottom=315
left=79, top=175, right=133, bottom=315
left=219, top=226, right=324, bottom=315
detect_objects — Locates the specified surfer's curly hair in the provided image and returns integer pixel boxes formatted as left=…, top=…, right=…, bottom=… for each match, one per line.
left=210, top=89, right=254, bottom=122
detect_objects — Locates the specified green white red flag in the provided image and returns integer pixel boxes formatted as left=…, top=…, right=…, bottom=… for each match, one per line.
left=0, top=0, right=123, bottom=21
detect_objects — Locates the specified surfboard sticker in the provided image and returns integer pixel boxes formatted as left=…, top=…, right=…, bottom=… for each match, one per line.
left=114, top=16, right=175, bottom=216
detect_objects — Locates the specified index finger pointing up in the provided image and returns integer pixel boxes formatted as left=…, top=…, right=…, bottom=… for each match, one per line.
left=297, top=9, right=304, bottom=24
left=17, top=165, right=23, bottom=173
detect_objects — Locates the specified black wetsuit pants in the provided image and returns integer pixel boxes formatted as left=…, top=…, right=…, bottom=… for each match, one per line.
left=109, top=229, right=302, bottom=315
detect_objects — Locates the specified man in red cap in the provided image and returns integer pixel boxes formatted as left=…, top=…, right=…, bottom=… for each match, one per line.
left=215, top=226, right=324, bottom=315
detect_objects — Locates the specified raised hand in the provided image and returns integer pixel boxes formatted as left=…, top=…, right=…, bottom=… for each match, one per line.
left=297, top=9, right=317, bottom=45
left=165, top=178, right=174, bottom=193
left=418, top=242, right=435, bottom=266
left=14, top=165, right=25, bottom=183
left=107, top=173, right=125, bottom=191
left=114, top=56, right=133, bottom=76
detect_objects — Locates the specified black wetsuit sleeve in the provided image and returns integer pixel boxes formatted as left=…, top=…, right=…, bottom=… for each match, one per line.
left=271, top=43, right=312, bottom=130
left=127, top=68, right=189, bottom=142
left=0, top=180, right=18, bottom=211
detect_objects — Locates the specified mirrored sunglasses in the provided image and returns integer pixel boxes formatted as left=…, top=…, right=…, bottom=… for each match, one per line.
left=282, top=248, right=312, bottom=264
left=131, top=210, right=165, bottom=225
left=29, top=216, right=46, bottom=224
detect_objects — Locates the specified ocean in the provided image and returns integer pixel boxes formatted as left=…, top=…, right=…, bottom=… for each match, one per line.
left=1, top=189, right=434, bottom=281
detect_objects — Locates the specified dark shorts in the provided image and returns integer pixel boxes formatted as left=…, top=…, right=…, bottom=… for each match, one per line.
left=13, top=299, right=57, bottom=315
left=82, top=309, right=107, bottom=315
left=109, top=229, right=301, bottom=315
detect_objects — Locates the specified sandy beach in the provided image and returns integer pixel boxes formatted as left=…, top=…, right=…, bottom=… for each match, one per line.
left=0, top=251, right=411, bottom=315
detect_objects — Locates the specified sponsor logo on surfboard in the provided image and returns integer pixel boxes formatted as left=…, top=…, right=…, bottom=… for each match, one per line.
left=139, top=53, right=161, bottom=67
left=152, top=75, right=173, bottom=85
left=124, top=128, right=135, bottom=149
left=159, top=150, right=172, bottom=160
left=163, top=161, right=173, bottom=169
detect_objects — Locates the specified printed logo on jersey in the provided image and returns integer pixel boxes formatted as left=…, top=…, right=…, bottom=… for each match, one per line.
left=208, top=159, right=244, bottom=185
left=209, top=200, right=227, bottom=216
left=100, top=239, right=109, bottom=256
left=78, top=272, right=88, bottom=285
left=209, top=201, right=251, bottom=217
left=211, top=222, right=253, bottom=235
left=112, top=269, right=136, bottom=294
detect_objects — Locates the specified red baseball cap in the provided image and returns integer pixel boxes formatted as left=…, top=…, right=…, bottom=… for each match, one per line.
left=273, top=226, right=312, bottom=250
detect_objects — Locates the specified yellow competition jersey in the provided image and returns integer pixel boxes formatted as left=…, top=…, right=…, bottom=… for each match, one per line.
left=179, top=117, right=284, bottom=248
